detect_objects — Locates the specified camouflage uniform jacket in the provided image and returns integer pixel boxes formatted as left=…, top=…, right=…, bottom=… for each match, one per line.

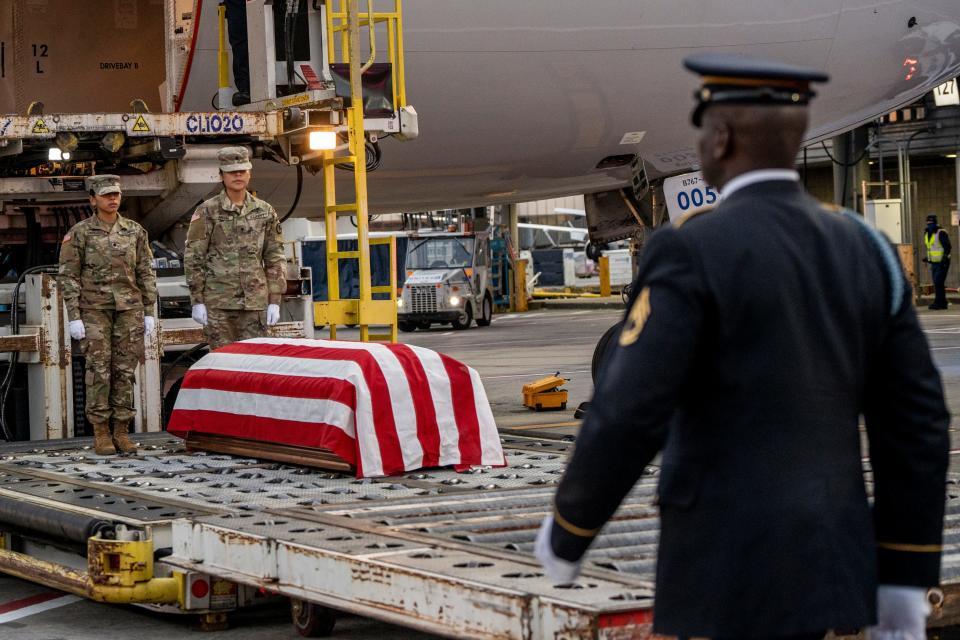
left=58, top=214, right=157, bottom=322
left=184, top=190, right=286, bottom=310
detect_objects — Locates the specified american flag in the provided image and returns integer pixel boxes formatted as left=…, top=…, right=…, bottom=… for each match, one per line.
left=167, top=338, right=506, bottom=478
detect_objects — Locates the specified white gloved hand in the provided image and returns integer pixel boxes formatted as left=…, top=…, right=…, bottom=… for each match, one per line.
left=192, top=303, right=208, bottom=326
left=68, top=319, right=85, bottom=341
left=143, top=315, right=156, bottom=334
left=534, top=515, right=584, bottom=584
left=266, top=303, right=280, bottom=326
left=868, top=585, right=931, bottom=640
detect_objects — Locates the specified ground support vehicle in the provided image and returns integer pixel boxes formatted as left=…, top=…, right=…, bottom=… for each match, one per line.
left=398, top=231, right=496, bottom=331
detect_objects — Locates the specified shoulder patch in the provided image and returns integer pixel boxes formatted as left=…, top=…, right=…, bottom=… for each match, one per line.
left=673, top=208, right=712, bottom=229
left=619, top=287, right=652, bottom=347
left=62, top=233, right=71, bottom=243
left=190, top=210, right=201, bottom=222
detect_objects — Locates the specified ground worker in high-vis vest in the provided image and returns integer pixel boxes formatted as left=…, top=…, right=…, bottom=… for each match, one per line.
left=924, top=213, right=952, bottom=310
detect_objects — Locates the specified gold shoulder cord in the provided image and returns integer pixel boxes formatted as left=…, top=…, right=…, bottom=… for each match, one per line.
left=673, top=208, right=712, bottom=229
left=619, top=287, right=651, bottom=347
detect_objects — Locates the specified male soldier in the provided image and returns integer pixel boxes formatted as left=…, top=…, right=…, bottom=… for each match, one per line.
left=184, top=147, right=285, bottom=349
left=59, top=175, right=157, bottom=455
left=536, top=54, right=950, bottom=640
left=923, top=213, right=952, bottom=310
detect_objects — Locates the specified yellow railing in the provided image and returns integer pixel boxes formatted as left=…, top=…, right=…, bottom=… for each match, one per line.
left=325, top=0, right=407, bottom=109
left=314, top=1, right=399, bottom=343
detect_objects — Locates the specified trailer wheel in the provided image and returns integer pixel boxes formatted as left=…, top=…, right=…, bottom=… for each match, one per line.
left=291, top=598, right=336, bottom=637
left=591, top=321, right=624, bottom=384
left=476, top=294, right=493, bottom=327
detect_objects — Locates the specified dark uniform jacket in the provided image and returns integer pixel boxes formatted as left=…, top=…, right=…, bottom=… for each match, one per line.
left=552, top=179, right=950, bottom=637
left=58, top=214, right=157, bottom=322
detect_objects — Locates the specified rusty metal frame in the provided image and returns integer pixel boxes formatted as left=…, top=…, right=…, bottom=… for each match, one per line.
left=0, top=329, right=40, bottom=353
left=25, top=274, right=73, bottom=439
left=167, top=514, right=654, bottom=639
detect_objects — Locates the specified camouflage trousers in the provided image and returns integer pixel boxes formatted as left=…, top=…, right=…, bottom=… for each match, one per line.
left=205, top=308, right=265, bottom=350
left=80, top=308, right=145, bottom=426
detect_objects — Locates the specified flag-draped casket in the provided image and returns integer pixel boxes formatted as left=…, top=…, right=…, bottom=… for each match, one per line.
left=167, top=338, right=506, bottom=478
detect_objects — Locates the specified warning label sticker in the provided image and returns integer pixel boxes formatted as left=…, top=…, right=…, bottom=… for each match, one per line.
left=131, top=115, right=150, bottom=133
left=31, top=118, right=50, bottom=134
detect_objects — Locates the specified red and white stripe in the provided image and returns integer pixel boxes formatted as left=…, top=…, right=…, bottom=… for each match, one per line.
left=168, top=338, right=505, bottom=478
left=0, top=592, right=81, bottom=624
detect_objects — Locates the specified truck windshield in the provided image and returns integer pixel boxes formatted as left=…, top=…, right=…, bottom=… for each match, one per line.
left=406, top=237, right=474, bottom=269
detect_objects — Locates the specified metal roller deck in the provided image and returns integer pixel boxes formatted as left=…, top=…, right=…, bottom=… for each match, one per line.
left=0, top=433, right=958, bottom=637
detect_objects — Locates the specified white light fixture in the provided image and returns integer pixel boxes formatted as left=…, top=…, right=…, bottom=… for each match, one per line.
left=48, top=147, right=62, bottom=161
left=308, top=130, right=337, bottom=151
left=946, top=153, right=958, bottom=159
left=396, top=298, right=403, bottom=309
left=449, top=295, right=461, bottom=307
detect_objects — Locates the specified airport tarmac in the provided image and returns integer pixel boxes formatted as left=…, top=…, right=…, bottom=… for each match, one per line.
left=1, top=305, right=958, bottom=639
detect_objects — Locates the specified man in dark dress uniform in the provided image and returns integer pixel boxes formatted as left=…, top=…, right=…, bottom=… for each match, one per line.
left=536, top=53, right=950, bottom=640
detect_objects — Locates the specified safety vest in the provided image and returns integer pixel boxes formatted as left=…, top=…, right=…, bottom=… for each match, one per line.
left=925, top=229, right=946, bottom=263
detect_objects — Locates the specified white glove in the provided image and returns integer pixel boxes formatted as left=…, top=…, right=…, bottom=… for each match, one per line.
left=534, top=515, right=584, bottom=584
left=192, top=303, right=208, bottom=326
left=266, top=303, right=280, bottom=326
left=868, top=585, right=931, bottom=640
left=143, top=315, right=156, bottom=334
left=68, top=319, right=85, bottom=341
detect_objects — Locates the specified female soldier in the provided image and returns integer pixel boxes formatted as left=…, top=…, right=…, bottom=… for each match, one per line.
left=58, top=175, right=157, bottom=455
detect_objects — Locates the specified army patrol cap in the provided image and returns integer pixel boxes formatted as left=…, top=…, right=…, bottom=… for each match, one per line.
left=86, top=174, right=122, bottom=196
left=683, top=53, right=830, bottom=127
left=218, top=146, right=253, bottom=172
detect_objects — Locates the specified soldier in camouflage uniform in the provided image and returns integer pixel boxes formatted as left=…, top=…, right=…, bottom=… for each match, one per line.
left=58, top=175, right=157, bottom=456
left=184, top=147, right=286, bottom=349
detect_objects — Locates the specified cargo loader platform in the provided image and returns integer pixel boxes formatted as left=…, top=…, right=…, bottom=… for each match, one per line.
left=0, top=434, right=957, bottom=638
